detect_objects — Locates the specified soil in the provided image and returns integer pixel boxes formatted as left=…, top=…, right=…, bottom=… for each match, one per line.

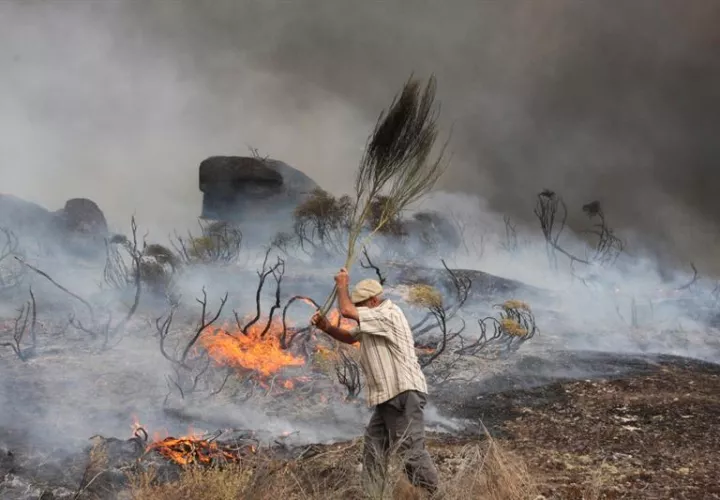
left=434, top=352, right=720, bottom=499
left=2, top=346, right=719, bottom=499
left=222, top=351, right=720, bottom=499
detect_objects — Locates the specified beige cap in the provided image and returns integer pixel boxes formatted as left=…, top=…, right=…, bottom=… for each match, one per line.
left=350, top=279, right=384, bottom=304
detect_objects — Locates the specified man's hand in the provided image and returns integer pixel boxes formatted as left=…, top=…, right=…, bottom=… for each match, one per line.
left=311, top=311, right=358, bottom=345
left=311, top=311, right=330, bottom=332
left=334, top=267, right=359, bottom=321
left=335, top=268, right=350, bottom=288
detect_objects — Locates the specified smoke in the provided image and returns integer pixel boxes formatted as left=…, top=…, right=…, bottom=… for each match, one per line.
left=3, top=1, right=719, bottom=268
left=1, top=0, right=719, bottom=475
left=125, top=0, right=720, bottom=270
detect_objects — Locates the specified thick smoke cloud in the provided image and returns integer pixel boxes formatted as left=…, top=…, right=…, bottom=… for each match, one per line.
left=2, top=0, right=719, bottom=269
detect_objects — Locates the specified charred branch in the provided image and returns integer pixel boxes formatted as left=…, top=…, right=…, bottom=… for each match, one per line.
left=0, top=228, right=24, bottom=292
left=156, top=289, right=229, bottom=401
left=16, top=257, right=96, bottom=323
left=260, top=259, right=285, bottom=338
left=500, top=215, right=519, bottom=255
left=535, top=192, right=625, bottom=273
left=0, top=287, right=37, bottom=361
left=418, top=308, right=465, bottom=368
left=156, top=305, right=178, bottom=366
left=458, top=301, right=538, bottom=356
left=73, top=217, right=144, bottom=345
left=411, top=259, right=471, bottom=337
left=534, top=190, right=586, bottom=269
left=182, top=288, right=228, bottom=363
left=676, top=263, right=699, bottom=291
left=359, top=246, right=386, bottom=285
left=281, top=295, right=318, bottom=349
left=580, top=202, right=624, bottom=267
left=235, top=248, right=285, bottom=335
left=211, top=368, right=234, bottom=396
left=335, top=350, right=363, bottom=400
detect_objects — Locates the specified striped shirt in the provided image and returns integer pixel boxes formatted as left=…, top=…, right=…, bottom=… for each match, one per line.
left=350, top=299, right=428, bottom=407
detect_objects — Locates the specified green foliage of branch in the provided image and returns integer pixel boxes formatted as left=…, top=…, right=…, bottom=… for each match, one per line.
left=318, top=75, right=450, bottom=314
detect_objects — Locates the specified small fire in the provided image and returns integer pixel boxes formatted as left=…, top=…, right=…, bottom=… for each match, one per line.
left=199, top=307, right=358, bottom=382
left=199, top=316, right=305, bottom=377
left=132, top=419, right=256, bottom=466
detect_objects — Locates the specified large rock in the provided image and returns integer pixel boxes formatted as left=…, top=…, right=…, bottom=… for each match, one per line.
left=54, top=198, right=108, bottom=236
left=199, top=156, right=318, bottom=229
left=0, top=194, right=108, bottom=258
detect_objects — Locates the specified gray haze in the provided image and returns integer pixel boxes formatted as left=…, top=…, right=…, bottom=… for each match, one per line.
left=2, top=0, right=720, bottom=269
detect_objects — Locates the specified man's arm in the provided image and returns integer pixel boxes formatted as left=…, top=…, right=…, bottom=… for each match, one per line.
left=335, top=268, right=359, bottom=321
left=322, top=324, right=358, bottom=345
left=311, top=312, right=358, bottom=345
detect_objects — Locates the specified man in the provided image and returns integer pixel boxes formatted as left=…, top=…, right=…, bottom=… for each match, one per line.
left=311, top=268, right=439, bottom=494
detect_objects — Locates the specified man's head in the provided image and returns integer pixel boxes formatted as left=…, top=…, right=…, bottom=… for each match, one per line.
left=351, top=279, right=384, bottom=308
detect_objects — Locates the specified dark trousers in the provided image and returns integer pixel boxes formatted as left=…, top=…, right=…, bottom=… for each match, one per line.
left=363, top=390, right=439, bottom=493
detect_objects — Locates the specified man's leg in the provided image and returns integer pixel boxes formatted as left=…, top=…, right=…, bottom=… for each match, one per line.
left=362, top=406, right=389, bottom=490
left=380, top=391, right=439, bottom=494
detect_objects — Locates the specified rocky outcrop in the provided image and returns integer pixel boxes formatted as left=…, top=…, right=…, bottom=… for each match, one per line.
left=0, top=194, right=108, bottom=258
left=54, top=198, right=108, bottom=236
left=199, top=156, right=318, bottom=229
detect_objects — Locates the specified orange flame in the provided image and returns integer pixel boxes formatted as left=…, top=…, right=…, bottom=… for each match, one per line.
left=199, top=316, right=305, bottom=377
left=132, top=419, right=256, bottom=466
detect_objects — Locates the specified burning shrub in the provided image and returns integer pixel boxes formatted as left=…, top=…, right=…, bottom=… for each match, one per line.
left=125, top=429, right=540, bottom=500
left=199, top=319, right=305, bottom=378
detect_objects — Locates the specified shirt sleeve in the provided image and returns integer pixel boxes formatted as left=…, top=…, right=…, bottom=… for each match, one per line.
left=356, top=306, right=391, bottom=338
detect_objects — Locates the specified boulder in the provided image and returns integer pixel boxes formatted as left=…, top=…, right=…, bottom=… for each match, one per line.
left=199, top=156, right=318, bottom=230
left=54, top=198, right=108, bottom=236
left=0, top=194, right=109, bottom=259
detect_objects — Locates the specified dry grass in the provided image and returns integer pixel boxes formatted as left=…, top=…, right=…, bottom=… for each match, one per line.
left=74, top=438, right=111, bottom=498
left=126, top=433, right=541, bottom=500
left=128, top=463, right=253, bottom=500
left=406, top=284, right=444, bottom=310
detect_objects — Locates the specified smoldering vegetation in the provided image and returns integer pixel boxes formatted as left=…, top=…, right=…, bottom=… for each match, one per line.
left=1, top=1, right=720, bottom=497
left=3, top=130, right=717, bottom=493
left=0, top=143, right=718, bottom=498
